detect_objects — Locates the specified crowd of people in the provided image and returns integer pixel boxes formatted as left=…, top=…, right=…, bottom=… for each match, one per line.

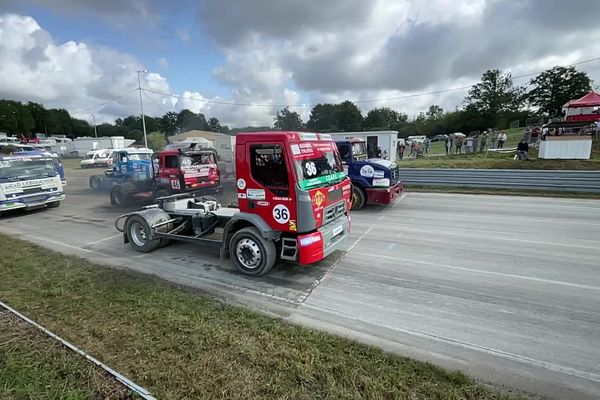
left=443, top=130, right=508, bottom=155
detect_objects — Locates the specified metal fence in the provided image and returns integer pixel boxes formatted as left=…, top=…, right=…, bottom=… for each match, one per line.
left=399, top=168, right=600, bottom=193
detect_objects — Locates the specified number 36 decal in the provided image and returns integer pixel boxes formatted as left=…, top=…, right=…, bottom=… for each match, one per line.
left=304, top=161, right=317, bottom=176
left=272, top=204, right=290, bottom=224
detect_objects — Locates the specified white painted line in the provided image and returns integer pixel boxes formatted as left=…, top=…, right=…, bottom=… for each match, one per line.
left=0, top=301, right=157, bottom=400
left=300, top=302, right=600, bottom=384
left=85, top=234, right=123, bottom=246
left=347, top=225, right=375, bottom=254
left=352, top=251, right=600, bottom=292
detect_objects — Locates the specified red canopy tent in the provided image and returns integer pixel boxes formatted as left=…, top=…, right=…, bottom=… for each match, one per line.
left=564, top=91, right=600, bottom=122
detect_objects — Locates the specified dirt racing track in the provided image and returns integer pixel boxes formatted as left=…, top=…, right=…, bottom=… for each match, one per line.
left=2, top=166, right=600, bottom=400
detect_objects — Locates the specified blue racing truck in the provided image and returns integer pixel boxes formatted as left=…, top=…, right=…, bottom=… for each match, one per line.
left=336, top=138, right=403, bottom=210
left=0, top=150, right=65, bottom=215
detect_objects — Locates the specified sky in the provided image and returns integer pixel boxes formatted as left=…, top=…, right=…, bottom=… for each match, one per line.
left=1, top=0, right=600, bottom=128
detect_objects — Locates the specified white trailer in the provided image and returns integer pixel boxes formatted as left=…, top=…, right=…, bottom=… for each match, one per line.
left=328, top=131, right=400, bottom=162
left=67, top=136, right=135, bottom=158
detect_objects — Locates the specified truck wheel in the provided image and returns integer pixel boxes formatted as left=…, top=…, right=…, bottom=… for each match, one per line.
left=89, top=176, right=100, bottom=191
left=229, top=227, right=276, bottom=276
left=110, top=186, right=129, bottom=207
left=126, top=215, right=161, bottom=253
left=47, top=201, right=60, bottom=208
left=351, top=186, right=366, bottom=210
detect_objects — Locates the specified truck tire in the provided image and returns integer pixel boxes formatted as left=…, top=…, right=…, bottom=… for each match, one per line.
left=89, top=176, right=100, bottom=191
left=110, top=186, right=129, bottom=207
left=47, top=201, right=60, bottom=208
left=126, top=215, right=161, bottom=253
left=229, top=227, right=276, bottom=276
left=351, top=186, right=366, bottom=210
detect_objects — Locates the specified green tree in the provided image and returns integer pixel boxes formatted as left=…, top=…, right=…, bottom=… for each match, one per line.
left=306, top=103, right=339, bottom=131
left=464, top=69, right=524, bottom=126
left=207, top=117, right=223, bottom=133
left=274, top=107, right=303, bottom=130
left=0, top=100, right=19, bottom=133
left=177, top=109, right=208, bottom=131
left=147, top=131, right=167, bottom=151
left=526, top=66, right=592, bottom=117
left=425, top=105, right=444, bottom=120
left=25, top=102, right=48, bottom=133
left=335, top=101, right=363, bottom=131
left=363, top=107, right=407, bottom=130
left=159, top=111, right=178, bottom=135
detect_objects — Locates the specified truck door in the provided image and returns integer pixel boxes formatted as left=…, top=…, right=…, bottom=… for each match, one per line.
left=367, top=136, right=378, bottom=158
left=162, top=153, right=182, bottom=191
left=337, top=143, right=351, bottom=175
left=237, top=143, right=296, bottom=232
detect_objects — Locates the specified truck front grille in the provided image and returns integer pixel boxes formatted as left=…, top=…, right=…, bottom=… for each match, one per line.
left=391, top=166, right=400, bottom=184
left=323, top=201, right=346, bottom=225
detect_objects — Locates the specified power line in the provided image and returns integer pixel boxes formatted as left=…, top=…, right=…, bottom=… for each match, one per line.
left=143, top=89, right=172, bottom=116
left=142, top=88, right=305, bottom=108
left=133, top=56, right=600, bottom=111
left=71, top=88, right=138, bottom=116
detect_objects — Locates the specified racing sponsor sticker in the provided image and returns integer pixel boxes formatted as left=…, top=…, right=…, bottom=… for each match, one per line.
left=237, top=178, right=246, bottom=190
left=373, top=170, right=385, bottom=178
left=237, top=192, right=247, bottom=199
left=246, top=188, right=266, bottom=200
left=257, top=201, right=269, bottom=206
left=360, top=165, right=374, bottom=178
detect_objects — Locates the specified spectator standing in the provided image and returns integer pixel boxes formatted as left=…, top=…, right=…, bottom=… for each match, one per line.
left=491, top=131, right=498, bottom=149
left=466, top=137, right=473, bottom=154
left=480, top=131, right=488, bottom=152
left=456, top=137, right=463, bottom=154
left=424, top=138, right=431, bottom=155
left=516, top=139, right=529, bottom=160
left=472, top=135, right=479, bottom=153
left=445, top=137, right=452, bottom=155
left=497, top=131, right=507, bottom=149
left=524, top=128, right=532, bottom=144
left=398, top=144, right=405, bottom=160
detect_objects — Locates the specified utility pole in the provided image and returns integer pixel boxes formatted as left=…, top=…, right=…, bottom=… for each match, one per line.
left=136, top=69, right=148, bottom=148
left=91, top=114, right=98, bottom=138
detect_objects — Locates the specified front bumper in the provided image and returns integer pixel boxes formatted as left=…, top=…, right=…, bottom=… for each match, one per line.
left=0, top=192, right=65, bottom=211
left=365, top=181, right=403, bottom=205
left=297, top=214, right=350, bottom=264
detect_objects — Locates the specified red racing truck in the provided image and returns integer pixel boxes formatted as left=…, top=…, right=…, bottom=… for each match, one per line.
left=115, top=131, right=351, bottom=276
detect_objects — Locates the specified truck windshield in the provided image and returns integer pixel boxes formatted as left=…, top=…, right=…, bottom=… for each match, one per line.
left=180, top=153, right=216, bottom=166
left=0, top=158, right=56, bottom=181
left=291, top=142, right=345, bottom=190
left=129, top=153, right=151, bottom=161
left=352, top=142, right=368, bottom=159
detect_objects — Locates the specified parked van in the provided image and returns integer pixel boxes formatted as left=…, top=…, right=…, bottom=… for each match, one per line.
left=80, top=149, right=113, bottom=168
left=407, top=135, right=427, bottom=145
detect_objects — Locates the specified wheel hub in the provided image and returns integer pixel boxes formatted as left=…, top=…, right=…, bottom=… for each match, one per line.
left=236, top=238, right=261, bottom=269
left=130, top=222, right=147, bottom=247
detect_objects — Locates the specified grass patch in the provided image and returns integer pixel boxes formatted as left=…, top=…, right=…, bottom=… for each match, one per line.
left=0, top=310, right=135, bottom=399
left=0, top=235, right=527, bottom=400
left=61, top=158, right=83, bottom=170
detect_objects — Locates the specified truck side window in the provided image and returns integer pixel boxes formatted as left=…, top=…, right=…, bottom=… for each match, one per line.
left=250, top=144, right=289, bottom=189
left=338, top=145, right=350, bottom=162
left=165, top=155, right=179, bottom=169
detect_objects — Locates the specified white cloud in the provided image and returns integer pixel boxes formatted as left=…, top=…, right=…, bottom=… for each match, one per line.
left=0, top=13, right=174, bottom=124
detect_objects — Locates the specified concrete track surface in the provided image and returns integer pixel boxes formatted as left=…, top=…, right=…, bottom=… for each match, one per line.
left=1, top=167, right=599, bottom=400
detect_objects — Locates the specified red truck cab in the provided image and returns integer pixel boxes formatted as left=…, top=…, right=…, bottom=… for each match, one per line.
left=234, top=131, right=351, bottom=265
left=154, top=148, right=221, bottom=198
